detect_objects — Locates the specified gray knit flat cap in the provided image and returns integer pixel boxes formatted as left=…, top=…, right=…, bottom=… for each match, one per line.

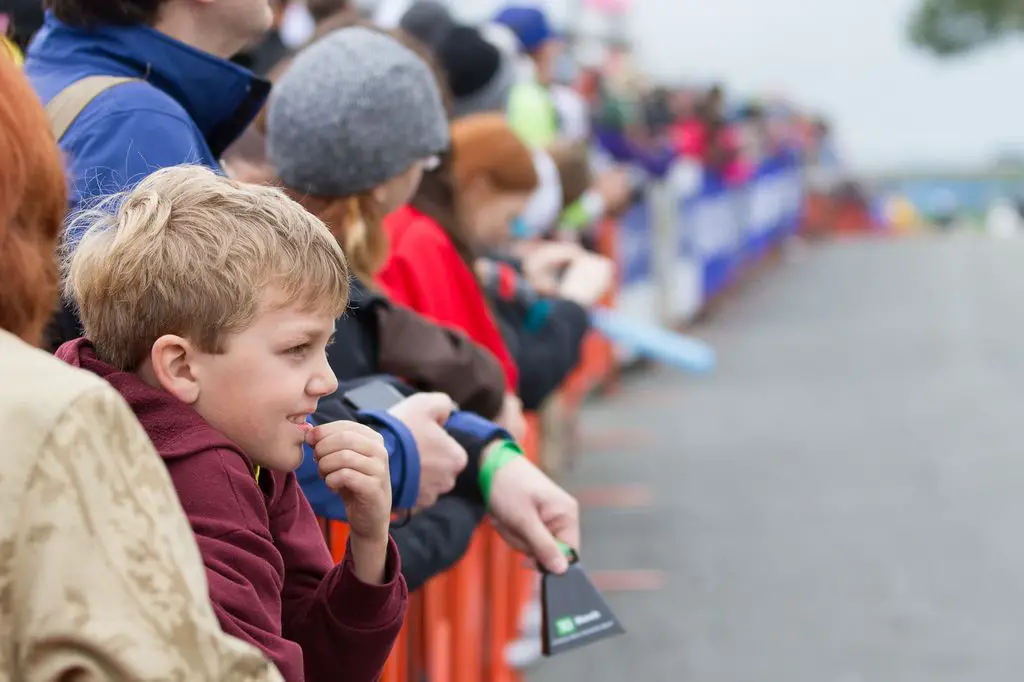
left=267, top=26, right=450, bottom=197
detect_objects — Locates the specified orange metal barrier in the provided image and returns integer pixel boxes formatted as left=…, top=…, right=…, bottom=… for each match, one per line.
left=800, top=191, right=877, bottom=238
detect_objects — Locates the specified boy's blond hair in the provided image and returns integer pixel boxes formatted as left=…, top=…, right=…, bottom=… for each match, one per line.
left=65, top=165, right=350, bottom=371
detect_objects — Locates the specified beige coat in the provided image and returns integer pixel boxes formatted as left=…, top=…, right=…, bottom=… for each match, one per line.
left=0, top=329, right=283, bottom=681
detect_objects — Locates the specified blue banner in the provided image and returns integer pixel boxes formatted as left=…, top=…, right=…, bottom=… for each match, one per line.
left=678, top=154, right=804, bottom=302
left=613, top=153, right=804, bottom=322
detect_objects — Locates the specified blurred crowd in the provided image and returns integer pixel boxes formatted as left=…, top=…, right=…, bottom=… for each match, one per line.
left=1, top=1, right=849, bottom=680
left=599, top=79, right=840, bottom=186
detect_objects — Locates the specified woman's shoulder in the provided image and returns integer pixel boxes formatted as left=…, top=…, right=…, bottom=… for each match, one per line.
left=0, top=331, right=114, bottom=450
left=0, top=330, right=191, bottom=570
left=0, top=333, right=280, bottom=681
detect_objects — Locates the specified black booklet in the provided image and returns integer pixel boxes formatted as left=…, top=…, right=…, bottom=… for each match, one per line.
left=541, top=549, right=626, bottom=656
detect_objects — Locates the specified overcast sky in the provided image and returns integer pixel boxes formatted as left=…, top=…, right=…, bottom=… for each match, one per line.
left=436, top=0, right=1024, bottom=172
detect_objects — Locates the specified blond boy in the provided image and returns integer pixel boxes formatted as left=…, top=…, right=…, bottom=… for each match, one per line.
left=56, top=165, right=407, bottom=682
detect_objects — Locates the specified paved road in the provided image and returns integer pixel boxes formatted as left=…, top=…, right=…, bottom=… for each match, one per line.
left=530, top=235, right=1024, bottom=682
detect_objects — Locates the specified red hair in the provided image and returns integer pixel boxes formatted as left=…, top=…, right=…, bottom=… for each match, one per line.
left=450, top=113, right=538, bottom=194
left=0, top=55, right=68, bottom=346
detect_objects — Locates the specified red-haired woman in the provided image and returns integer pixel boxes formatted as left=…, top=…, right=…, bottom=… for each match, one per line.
left=0, top=52, right=279, bottom=681
left=383, top=113, right=602, bottom=412
left=379, top=113, right=538, bottom=393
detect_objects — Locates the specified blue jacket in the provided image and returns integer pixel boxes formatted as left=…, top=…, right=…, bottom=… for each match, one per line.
left=25, top=14, right=268, bottom=239
left=299, top=391, right=511, bottom=518
left=302, top=384, right=425, bottom=512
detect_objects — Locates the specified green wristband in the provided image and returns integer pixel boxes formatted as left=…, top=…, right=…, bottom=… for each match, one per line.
left=560, top=191, right=606, bottom=232
left=560, top=200, right=592, bottom=231
left=479, top=440, right=524, bottom=507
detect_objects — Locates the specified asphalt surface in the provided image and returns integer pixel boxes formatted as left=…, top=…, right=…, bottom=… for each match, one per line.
left=530, top=235, right=1024, bottom=682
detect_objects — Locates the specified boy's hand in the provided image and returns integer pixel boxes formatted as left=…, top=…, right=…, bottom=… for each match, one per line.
left=388, top=393, right=467, bottom=507
left=484, top=443, right=580, bottom=575
left=307, top=421, right=392, bottom=584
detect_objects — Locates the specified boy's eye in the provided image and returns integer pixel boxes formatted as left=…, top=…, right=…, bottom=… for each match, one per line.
left=286, top=343, right=310, bottom=356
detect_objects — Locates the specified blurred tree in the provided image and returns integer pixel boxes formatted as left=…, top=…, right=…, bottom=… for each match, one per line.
left=909, top=0, right=1024, bottom=56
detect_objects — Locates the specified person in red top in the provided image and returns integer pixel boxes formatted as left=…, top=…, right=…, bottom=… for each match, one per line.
left=379, top=112, right=546, bottom=389
left=57, top=165, right=407, bottom=682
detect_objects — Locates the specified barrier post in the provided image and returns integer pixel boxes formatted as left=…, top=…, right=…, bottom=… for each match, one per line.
left=450, top=535, right=486, bottom=682
left=422, top=575, right=452, bottom=682
left=646, top=177, right=679, bottom=329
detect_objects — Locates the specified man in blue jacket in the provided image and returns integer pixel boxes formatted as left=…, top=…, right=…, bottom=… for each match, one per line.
left=23, top=0, right=470, bottom=536
left=27, top=0, right=273, bottom=349
left=26, top=0, right=273, bottom=223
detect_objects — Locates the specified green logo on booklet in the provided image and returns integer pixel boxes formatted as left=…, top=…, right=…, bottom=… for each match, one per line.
left=554, top=617, right=577, bottom=637
left=541, top=546, right=625, bottom=656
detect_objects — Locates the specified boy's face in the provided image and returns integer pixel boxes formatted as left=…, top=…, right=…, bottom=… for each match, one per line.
left=189, top=292, right=339, bottom=472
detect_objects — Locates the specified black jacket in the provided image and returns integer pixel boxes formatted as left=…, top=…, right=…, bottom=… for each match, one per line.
left=495, top=295, right=590, bottom=410
left=478, top=259, right=591, bottom=410
left=330, top=278, right=507, bottom=418
left=45, top=299, right=84, bottom=354
left=315, top=278, right=510, bottom=591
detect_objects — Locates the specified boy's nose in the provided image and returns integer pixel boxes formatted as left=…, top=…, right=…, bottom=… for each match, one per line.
left=311, top=357, right=339, bottom=398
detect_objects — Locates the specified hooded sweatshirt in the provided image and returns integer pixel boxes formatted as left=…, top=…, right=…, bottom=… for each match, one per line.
left=56, top=339, right=407, bottom=682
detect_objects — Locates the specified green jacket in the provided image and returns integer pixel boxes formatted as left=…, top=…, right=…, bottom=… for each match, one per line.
left=507, top=80, right=559, bottom=148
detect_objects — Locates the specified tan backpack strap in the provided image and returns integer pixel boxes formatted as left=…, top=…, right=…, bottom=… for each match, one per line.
left=45, top=75, right=139, bottom=142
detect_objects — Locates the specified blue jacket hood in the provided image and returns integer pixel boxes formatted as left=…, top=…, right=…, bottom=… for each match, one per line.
left=27, top=13, right=268, bottom=153
left=25, top=13, right=269, bottom=226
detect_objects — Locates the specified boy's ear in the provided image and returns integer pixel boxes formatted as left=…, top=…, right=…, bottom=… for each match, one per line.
left=149, top=335, right=201, bottom=404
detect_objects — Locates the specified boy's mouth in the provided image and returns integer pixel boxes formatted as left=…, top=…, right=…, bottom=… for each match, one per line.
left=287, top=414, right=313, bottom=431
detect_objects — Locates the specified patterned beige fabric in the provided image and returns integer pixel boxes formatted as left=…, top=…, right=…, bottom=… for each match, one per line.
left=0, top=329, right=283, bottom=681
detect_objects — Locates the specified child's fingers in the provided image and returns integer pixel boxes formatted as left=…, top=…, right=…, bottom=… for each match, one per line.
left=306, top=422, right=385, bottom=449
left=317, top=450, right=386, bottom=480
left=323, top=467, right=386, bottom=498
left=311, top=431, right=387, bottom=463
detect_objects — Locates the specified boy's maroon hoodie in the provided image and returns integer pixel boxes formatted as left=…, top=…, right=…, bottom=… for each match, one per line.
left=57, top=338, right=407, bottom=682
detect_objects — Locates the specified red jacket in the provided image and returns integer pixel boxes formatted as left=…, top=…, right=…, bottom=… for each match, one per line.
left=378, top=205, right=519, bottom=389
left=57, top=338, right=407, bottom=682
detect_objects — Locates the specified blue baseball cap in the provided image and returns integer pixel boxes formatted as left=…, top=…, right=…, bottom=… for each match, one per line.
left=493, top=5, right=559, bottom=53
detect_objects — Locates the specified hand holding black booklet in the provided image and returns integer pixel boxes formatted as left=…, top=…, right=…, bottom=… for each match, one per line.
left=541, top=545, right=626, bottom=656
left=345, top=382, right=626, bottom=655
